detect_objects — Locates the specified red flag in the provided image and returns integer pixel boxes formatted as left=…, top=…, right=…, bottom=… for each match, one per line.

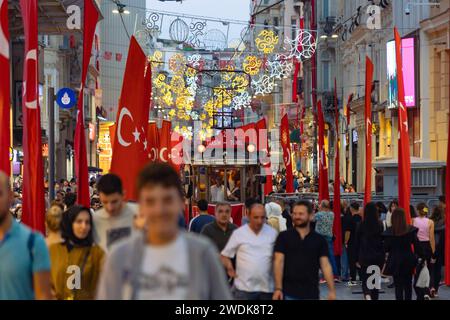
left=74, top=0, right=99, bottom=207
left=256, top=118, right=272, bottom=195
left=333, top=79, right=342, bottom=256
left=280, top=114, right=294, bottom=193
left=19, top=0, right=45, bottom=233
left=445, top=114, right=450, bottom=285
left=394, top=27, right=411, bottom=222
left=159, top=120, right=172, bottom=164
left=147, top=122, right=159, bottom=162
left=0, top=0, right=10, bottom=176
left=292, top=61, right=300, bottom=103
left=318, top=100, right=329, bottom=201
left=364, top=57, right=374, bottom=205
left=110, top=37, right=149, bottom=201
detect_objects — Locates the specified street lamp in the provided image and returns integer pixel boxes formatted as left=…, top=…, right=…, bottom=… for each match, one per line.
left=112, top=1, right=130, bottom=14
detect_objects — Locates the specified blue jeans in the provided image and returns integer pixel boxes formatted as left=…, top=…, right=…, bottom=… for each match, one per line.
left=232, top=288, right=273, bottom=300
left=324, top=236, right=338, bottom=277
left=340, top=246, right=349, bottom=280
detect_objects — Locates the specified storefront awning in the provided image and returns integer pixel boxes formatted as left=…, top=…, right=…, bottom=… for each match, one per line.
left=8, top=0, right=103, bottom=36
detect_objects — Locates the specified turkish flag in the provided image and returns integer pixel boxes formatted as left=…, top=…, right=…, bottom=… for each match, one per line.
left=318, top=100, right=330, bottom=201
left=364, top=57, right=374, bottom=205
left=0, top=0, right=10, bottom=176
left=445, top=111, right=450, bottom=285
left=147, top=122, right=159, bottom=162
left=256, top=118, right=272, bottom=195
left=394, top=27, right=411, bottom=222
left=159, top=120, right=172, bottom=164
left=280, top=114, right=294, bottom=193
left=74, top=0, right=99, bottom=207
left=19, top=0, right=45, bottom=233
left=333, top=79, right=342, bottom=256
left=110, top=36, right=149, bottom=201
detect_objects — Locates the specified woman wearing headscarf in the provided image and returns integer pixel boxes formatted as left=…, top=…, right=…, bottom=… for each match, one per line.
left=265, top=202, right=287, bottom=233
left=49, top=206, right=105, bottom=300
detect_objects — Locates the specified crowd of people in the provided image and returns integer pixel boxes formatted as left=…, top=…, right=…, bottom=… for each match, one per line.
left=273, top=170, right=356, bottom=194
left=0, top=163, right=446, bottom=300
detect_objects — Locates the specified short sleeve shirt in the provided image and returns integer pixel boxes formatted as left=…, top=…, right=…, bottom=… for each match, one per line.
left=314, top=211, right=334, bottom=238
left=0, top=220, right=51, bottom=300
left=274, top=229, right=328, bottom=299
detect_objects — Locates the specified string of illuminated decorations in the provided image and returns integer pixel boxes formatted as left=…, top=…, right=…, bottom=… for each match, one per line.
left=110, top=1, right=317, bottom=141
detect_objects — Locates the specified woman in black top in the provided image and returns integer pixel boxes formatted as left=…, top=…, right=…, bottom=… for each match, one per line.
left=430, top=206, right=445, bottom=297
left=383, top=208, right=419, bottom=300
left=355, top=202, right=385, bottom=300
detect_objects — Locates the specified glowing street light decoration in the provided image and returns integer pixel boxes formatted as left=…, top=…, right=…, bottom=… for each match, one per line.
left=267, top=54, right=293, bottom=79
left=243, top=55, right=262, bottom=76
left=252, top=74, right=275, bottom=96
left=284, top=29, right=316, bottom=61
left=255, top=29, right=279, bottom=54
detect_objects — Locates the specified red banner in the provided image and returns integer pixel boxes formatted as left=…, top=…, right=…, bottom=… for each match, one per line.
left=280, top=114, right=294, bottom=193
left=333, top=79, right=342, bottom=255
left=0, top=0, right=10, bottom=176
left=256, top=118, right=272, bottom=195
left=364, top=57, right=374, bottom=205
left=110, top=37, right=149, bottom=201
left=147, top=122, right=159, bottom=162
left=394, top=27, right=411, bottom=222
left=159, top=120, right=172, bottom=164
left=318, top=100, right=329, bottom=201
left=74, top=0, right=99, bottom=207
left=445, top=112, right=450, bottom=285
left=19, top=0, right=45, bottom=233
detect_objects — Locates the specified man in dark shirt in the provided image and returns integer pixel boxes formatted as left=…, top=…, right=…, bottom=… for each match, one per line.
left=274, top=198, right=293, bottom=230
left=189, top=199, right=215, bottom=233
left=273, top=200, right=336, bottom=300
left=344, top=202, right=362, bottom=286
left=201, top=202, right=237, bottom=252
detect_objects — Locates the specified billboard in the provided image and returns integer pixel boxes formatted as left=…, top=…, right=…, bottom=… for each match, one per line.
left=386, top=37, right=416, bottom=109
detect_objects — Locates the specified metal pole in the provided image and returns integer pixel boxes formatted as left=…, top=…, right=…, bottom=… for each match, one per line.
left=48, top=87, right=55, bottom=202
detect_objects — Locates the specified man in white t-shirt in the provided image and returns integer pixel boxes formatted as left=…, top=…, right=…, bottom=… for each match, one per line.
left=221, top=203, right=277, bottom=300
left=210, top=177, right=225, bottom=202
left=93, top=174, right=138, bottom=252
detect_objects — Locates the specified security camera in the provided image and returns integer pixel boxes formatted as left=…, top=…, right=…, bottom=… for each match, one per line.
left=405, top=6, right=411, bottom=15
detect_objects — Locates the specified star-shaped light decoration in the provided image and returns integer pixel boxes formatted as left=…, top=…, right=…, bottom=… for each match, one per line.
left=284, top=30, right=317, bottom=61
left=267, top=54, right=293, bottom=79
left=252, top=74, right=275, bottom=96
left=232, top=91, right=252, bottom=110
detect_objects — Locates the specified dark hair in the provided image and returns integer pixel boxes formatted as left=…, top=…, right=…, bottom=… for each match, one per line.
left=292, top=200, right=313, bottom=214
left=409, top=205, right=418, bottom=218
left=430, top=206, right=445, bottom=223
left=388, top=199, right=399, bottom=212
left=376, top=201, right=387, bottom=214
left=64, top=192, right=77, bottom=208
left=416, top=202, right=428, bottom=217
left=350, top=202, right=360, bottom=211
left=137, top=162, right=184, bottom=198
left=197, top=199, right=209, bottom=211
left=245, top=197, right=257, bottom=209
left=61, top=205, right=94, bottom=248
left=361, top=202, right=382, bottom=235
left=439, top=195, right=445, bottom=203
left=248, top=202, right=264, bottom=216
left=97, top=174, right=123, bottom=195
left=392, top=208, right=409, bottom=236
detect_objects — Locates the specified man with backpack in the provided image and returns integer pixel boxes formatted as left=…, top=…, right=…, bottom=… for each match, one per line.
left=0, top=171, right=52, bottom=300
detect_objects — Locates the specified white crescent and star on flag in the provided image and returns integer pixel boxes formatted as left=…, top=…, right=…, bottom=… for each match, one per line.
left=23, top=49, right=38, bottom=109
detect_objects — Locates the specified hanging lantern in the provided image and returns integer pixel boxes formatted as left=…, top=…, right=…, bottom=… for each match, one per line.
left=169, top=18, right=189, bottom=43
